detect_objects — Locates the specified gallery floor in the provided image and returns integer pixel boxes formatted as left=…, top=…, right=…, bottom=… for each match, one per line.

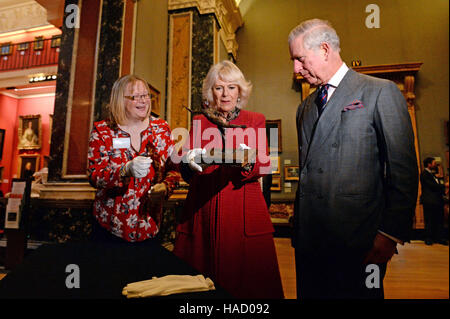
left=275, top=238, right=449, bottom=299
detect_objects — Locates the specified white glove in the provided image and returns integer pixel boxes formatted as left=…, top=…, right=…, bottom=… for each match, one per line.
left=186, top=148, right=206, bottom=172
left=125, top=156, right=152, bottom=178
left=122, top=274, right=215, bottom=298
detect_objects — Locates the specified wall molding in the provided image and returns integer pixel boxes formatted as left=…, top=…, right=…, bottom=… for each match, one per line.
left=168, top=0, right=243, bottom=59
left=0, top=1, right=49, bottom=34
left=0, top=92, right=55, bottom=99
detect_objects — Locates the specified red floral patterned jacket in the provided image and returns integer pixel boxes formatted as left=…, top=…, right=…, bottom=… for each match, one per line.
left=88, top=118, right=180, bottom=242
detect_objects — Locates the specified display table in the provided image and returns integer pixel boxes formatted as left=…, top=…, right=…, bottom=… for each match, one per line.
left=0, top=241, right=231, bottom=299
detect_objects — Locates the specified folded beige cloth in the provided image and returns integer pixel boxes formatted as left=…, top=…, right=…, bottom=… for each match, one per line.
left=122, top=274, right=215, bottom=298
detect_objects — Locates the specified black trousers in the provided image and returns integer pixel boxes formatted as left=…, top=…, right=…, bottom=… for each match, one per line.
left=295, top=250, right=387, bottom=299
left=423, top=203, right=445, bottom=242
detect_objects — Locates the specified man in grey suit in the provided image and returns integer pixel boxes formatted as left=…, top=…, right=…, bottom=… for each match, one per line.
left=288, top=19, right=418, bottom=299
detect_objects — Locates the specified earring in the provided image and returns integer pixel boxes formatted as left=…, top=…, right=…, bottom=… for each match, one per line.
left=237, top=97, right=241, bottom=103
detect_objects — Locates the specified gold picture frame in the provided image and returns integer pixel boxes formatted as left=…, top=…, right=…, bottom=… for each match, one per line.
left=50, top=35, right=61, bottom=48
left=17, top=42, right=29, bottom=51
left=34, top=36, right=44, bottom=50
left=284, top=165, right=299, bottom=181
left=1, top=42, right=11, bottom=55
left=148, top=83, right=161, bottom=117
left=18, top=115, right=41, bottom=150
left=49, top=114, right=53, bottom=144
left=270, top=156, right=280, bottom=174
left=270, top=175, right=281, bottom=191
left=266, top=119, right=282, bottom=154
left=18, top=154, right=40, bottom=179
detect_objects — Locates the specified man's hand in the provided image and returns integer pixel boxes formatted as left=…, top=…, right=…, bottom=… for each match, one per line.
left=363, top=233, right=397, bottom=264
left=148, top=183, right=167, bottom=201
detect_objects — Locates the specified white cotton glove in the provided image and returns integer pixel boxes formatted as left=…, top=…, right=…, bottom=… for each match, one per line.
left=186, top=148, right=206, bottom=173
left=122, top=274, right=215, bottom=298
left=125, top=156, right=152, bottom=178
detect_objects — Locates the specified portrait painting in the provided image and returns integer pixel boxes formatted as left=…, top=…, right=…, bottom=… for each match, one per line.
left=18, top=115, right=41, bottom=150
left=18, top=155, right=39, bottom=180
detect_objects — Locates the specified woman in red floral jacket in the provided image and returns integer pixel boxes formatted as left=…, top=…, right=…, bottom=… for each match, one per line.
left=88, top=75, right=180, bottom=243
left=173, top=61, right=284, bottom=299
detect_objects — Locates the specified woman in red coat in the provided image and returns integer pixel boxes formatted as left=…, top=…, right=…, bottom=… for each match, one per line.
left=173, top=61, right=284, bottom=299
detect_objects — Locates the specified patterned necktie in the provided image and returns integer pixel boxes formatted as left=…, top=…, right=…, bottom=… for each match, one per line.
left=316, top=84, right=330, bottom=116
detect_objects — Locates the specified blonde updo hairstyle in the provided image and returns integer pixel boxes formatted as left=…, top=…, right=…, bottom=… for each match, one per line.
left=108, top=74, right=151, bottom=125
left=202, top=60, right=252, bottom=109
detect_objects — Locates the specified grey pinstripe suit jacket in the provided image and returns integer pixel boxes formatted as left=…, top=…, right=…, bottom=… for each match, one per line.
left=293, top=69, right=418, bottom=254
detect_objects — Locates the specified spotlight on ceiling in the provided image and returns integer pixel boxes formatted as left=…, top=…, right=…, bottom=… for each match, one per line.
left=29, top=74, right=57, bottom=83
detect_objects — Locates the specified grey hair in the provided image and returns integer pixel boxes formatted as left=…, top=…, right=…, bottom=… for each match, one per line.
left=288, top=19, right=340, bottom=52
left=202, top=60, right=252, bottom=109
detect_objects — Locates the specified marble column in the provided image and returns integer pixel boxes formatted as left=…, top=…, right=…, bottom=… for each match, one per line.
left=48, top=0, right=126, bottom=190
left=36, top=0, right=133, bottom=242
left=167, top=0, right=243, bottom=130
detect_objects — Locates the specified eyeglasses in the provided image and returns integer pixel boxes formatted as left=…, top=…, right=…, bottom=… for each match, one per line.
left=124, top=94, right=151, bottom=101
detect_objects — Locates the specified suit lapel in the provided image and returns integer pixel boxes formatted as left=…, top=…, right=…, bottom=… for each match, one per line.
left=305, top=70, right=362, bottom=163
left=301, top=96, right=319, bottom=146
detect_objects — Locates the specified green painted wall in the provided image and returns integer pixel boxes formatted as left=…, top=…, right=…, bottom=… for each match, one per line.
left=134, top=0, right=168, bottom=118
left=236, top=0, right=449, bottom=198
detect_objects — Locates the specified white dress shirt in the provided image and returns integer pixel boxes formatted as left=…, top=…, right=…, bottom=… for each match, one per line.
left=325, top=62, right=349, bottom=101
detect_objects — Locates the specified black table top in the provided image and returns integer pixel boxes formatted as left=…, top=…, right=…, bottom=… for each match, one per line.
left=0, top=241, right=231, bottom=299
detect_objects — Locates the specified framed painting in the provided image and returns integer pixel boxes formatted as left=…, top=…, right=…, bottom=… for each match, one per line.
left=49, top=114, right=53, bottom=144
left=148, top=83, right=161, bottom=118
left=0, top=42, right=11, bottom=55
left=50, top=35, right=61, bottom=48
left=270, top=156, right=280, bottom=174
left=18, top=155, right=40, bottom=179
left=270, top=175, right=281, bottom=191
left=266, top=119, right=282, bottom=154
left=34, top=36, right=44, bottom=50
left=17, top=42, right=29, bottom=51
left=284, top=165, right=299, bottom=181
left=18, top=115, right=41, bottom=150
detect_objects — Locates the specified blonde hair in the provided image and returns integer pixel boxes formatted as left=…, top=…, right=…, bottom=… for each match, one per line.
left=202, top=60, right=252, bottom=109
left=108, top=74, right=151, bottom=125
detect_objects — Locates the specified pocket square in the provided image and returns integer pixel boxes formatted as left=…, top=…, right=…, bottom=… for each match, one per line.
left=343, top=100, right=364, bottom=112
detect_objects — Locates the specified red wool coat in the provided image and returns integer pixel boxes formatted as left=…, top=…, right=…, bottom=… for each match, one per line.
left=173, top=110, right=284, bottom=299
